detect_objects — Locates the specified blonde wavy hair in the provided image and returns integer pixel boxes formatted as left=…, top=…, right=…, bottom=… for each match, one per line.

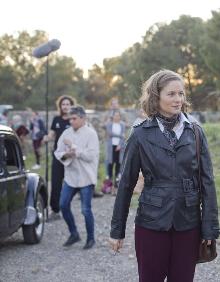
left=140, top=70, right=190, bottom=117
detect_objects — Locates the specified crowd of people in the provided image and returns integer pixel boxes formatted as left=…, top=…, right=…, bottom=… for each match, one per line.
left=0, top=107, right=46, bottom=169
left=0, top=95, right=129, bottom=247
left=0, top=69, right=219, bottom=282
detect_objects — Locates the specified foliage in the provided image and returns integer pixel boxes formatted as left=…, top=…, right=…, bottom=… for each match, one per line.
left=1, top=10, right=220, bottom=110
left=203, top=123, right=220, bottom=207
left=0, top=30, right=48, bottom=106
left=101, top=16, right=216, bottom=109
left=0, top=30, right=85, bottom=110
left=200, top=10, right=220, bottom=110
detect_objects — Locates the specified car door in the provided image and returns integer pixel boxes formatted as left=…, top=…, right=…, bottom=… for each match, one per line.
left=0, top=137, right=8, bottom=238
left=4, top=136, right=26, bottom=231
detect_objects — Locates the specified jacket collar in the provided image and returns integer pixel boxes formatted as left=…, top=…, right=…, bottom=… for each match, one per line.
left=141, top=116, right=194, bottom=152
left=142, top=113, right=191, bottom=128
left=142, top=117, right=159, bottom=128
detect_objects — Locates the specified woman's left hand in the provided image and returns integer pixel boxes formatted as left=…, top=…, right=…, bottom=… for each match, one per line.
left=202, top=239, right=212, bottom=246
left=109, top=237, right=124, bottom=252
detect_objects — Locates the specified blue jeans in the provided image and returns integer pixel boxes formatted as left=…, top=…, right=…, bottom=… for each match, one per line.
left=60, top=182, right=95, bottom=241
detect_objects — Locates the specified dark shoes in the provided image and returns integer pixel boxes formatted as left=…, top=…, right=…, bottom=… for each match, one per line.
left=63, top=234, right=95, bottom=249
left=63, top=233, right=81, bottom=247
left=83, top=239, right=95, bottom=250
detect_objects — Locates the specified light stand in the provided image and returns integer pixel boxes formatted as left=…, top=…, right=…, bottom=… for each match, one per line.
left=32, top=39, right=61, bottom=220
left=45, top=56, right=49, bottom=192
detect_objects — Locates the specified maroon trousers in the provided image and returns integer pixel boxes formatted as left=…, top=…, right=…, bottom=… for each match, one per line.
left=32, top=139, right=42, bottom=165
left=135, top=225, right=200, bottom=282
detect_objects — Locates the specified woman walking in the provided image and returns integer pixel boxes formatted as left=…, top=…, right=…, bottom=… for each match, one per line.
left=109, top=70, right=219, bottom=282
left=44, top=95, right=75, bottom=219
left=30, top=111, right=46, bottom=169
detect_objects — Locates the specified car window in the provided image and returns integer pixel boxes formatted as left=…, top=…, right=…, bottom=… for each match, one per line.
left=4, top=139, right=20, bottom=173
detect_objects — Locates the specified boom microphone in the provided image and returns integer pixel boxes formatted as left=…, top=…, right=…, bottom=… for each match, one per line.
left=32, top=39, right=61, bottom=58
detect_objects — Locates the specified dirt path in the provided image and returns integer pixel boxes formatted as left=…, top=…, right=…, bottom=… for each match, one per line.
left=0, top=195, right=219, bottom=282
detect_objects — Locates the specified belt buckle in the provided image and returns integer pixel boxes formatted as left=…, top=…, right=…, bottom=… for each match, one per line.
left=182, top=179, right=193, bottom=192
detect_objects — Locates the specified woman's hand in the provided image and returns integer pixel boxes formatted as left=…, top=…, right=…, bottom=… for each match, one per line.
left=43, top=130, right=55, bottom=143
left=109, top=237, right=124, bottom=253
left=43, top=135, right=49, bottom=143
left=202, top=239, right=212, bottom=246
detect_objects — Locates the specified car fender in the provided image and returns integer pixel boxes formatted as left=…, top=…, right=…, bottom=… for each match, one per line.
left=23, top=172, right=47, bottom=225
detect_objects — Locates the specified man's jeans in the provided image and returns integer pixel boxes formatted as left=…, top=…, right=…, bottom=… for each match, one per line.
left=60, top=182, right=95, bottom=241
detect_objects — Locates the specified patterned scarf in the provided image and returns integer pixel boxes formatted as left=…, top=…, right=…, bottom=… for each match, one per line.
left=156, top=113, right=181, bottom=148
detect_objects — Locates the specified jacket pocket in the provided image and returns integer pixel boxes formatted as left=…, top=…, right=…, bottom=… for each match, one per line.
left=184, top=193, right=201, bottom=221
left=185, top=193, right=200, bottom=207
left=138, top=194, right=163, bottom=222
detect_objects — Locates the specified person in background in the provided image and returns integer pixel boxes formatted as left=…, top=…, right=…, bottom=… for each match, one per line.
left=109, top=70, right=219, bottom=282
left=103, top=98, right=128, bottom=182
left=29, top=111, right=46, bottom=170
left=105, top=110, right=125, bottom=194
left=11, top=114, right=29, bottom=156
left=105, top=97, right=127, bottom=124
left=54, top=106, right=99, bottom=249
left=0, top=109, right=9, bottom=126
left=44, top=95, right=75, bottom=220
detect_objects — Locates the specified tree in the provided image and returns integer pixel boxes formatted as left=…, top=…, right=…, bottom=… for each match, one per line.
left=101, top=15, right=215, bottom=110
left=0, top=30, right=48, bottom=107
left=198, top=10, right=220, bottom=110
left=0, top=30, right=85, bottom=109
left=86, top=64, right=108, bottom=108
left=139, top=16, right=211, bottom=106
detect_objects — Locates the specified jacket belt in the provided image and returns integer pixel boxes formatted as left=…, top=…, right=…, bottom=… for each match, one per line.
left=144, top=178, right=196, bottom=192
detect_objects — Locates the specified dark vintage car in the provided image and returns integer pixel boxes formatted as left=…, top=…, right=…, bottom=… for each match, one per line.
left=0, top=125, right=48, bottom=244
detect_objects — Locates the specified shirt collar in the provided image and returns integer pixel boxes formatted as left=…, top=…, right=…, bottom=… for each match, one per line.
left=72, top=124, right=87, bottom=133
left=156, top=112, right=190, bottom=132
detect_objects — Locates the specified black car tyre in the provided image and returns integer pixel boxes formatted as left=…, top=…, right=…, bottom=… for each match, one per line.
left=22, top=193, right=45, bottom=244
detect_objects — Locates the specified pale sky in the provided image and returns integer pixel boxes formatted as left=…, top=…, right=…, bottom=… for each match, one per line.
left=1, top=0, right=219, bottom=71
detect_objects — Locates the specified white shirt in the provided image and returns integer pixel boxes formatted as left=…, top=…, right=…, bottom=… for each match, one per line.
left=156, top=112, right=190, bottom=139
left=112, top=123, right=121, bottom=146
left=54, top=125, right=99, bottom=187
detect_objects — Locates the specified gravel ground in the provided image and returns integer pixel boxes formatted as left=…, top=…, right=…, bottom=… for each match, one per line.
left=0, top=195, right=219, bottom=282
